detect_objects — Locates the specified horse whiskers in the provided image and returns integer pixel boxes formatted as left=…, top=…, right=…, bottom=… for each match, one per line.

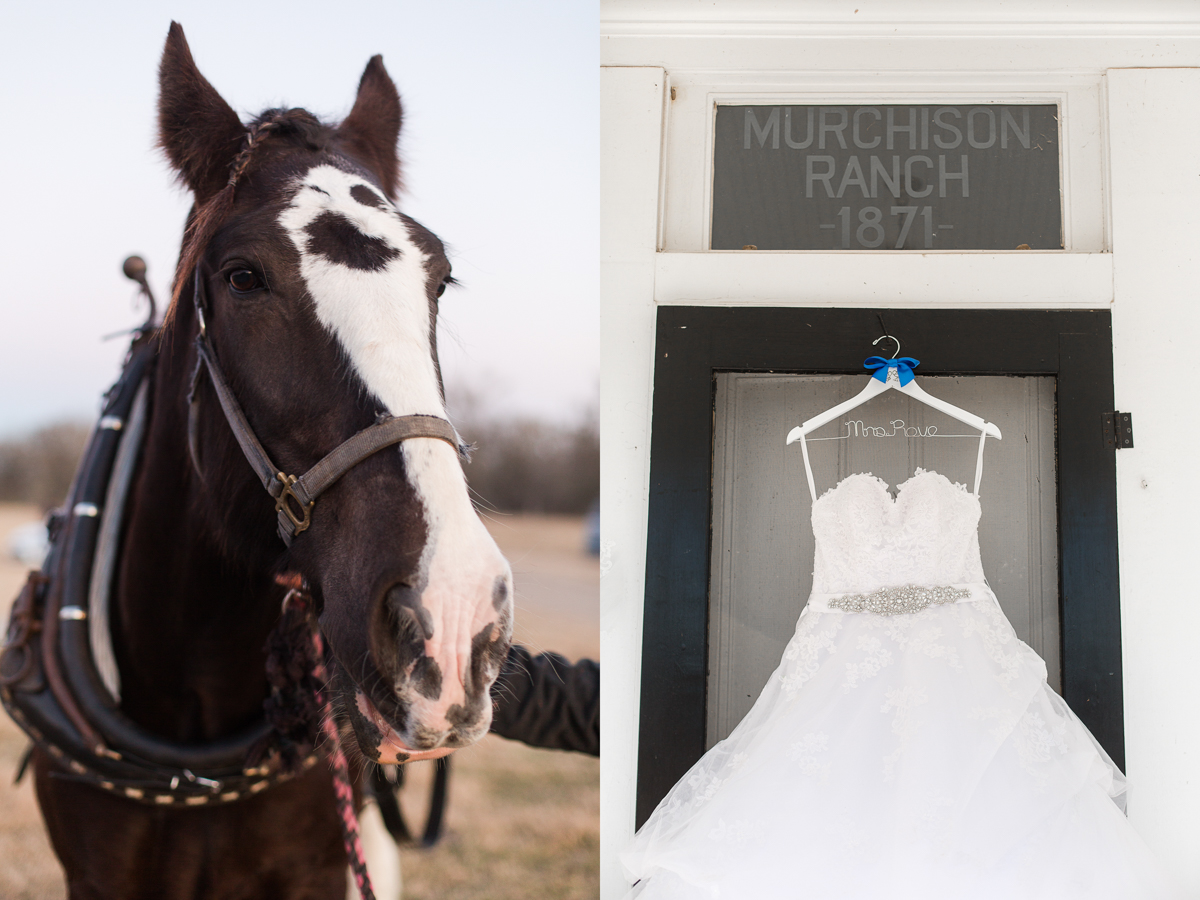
left=352, top=648, right=373, bottom=683
left=473, top=503, right=509, bottom=525
left=466, top=487, right=505, bottom=516
left=490, top=683, right=519, bottom=706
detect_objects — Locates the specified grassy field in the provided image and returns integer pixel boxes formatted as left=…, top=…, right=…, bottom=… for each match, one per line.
left=0, top=505, right=599, bottom=900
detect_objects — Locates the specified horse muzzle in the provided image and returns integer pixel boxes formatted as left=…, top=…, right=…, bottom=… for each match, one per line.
left=336, top=604, right=512, bottom=763
left=334, top=558, right=514, bottom=763
left=354, top=692, right=459, bottom=764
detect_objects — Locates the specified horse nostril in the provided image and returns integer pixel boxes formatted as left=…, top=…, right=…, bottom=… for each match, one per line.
left=384, top=583, right=434, bottom=640
left=492, top=575, right=509, bottom=610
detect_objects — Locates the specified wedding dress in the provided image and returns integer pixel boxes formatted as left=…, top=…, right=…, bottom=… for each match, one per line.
left=622, top=463, right=1178, bottom=899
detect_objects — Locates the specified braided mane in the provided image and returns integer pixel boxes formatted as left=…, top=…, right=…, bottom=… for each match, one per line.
left=166, top=108, right=324, bottom=324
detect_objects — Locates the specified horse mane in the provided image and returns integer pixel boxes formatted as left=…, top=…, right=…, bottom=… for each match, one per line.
left=165, top=108, right=330, bottom=325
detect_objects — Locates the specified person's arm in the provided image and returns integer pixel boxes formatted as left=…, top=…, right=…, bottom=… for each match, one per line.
left=489, top=644, right=599, bottom=756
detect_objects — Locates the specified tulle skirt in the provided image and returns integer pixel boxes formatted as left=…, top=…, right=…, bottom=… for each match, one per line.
left=622, top=588, right=1178, bottom=899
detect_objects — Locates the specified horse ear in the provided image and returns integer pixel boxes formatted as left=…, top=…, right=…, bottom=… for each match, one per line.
left=157, top=22, right=245, bottom=203
left=339, top=55, right=403, bottom=199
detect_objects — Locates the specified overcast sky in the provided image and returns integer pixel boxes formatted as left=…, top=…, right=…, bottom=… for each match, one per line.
left=0, top=0, right=597, bottom=437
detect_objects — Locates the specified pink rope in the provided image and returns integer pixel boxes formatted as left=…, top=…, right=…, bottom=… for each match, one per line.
left=283, top=584, right=376, bottom=900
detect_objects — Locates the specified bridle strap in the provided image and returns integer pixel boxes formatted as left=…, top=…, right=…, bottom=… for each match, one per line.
left=289, top=415, right=460, bottom=506
left=191, top=337, right=279, bottom=494
left=271, top=413, right=459, bottom=546
left=189, top=268, right=464, bottom=546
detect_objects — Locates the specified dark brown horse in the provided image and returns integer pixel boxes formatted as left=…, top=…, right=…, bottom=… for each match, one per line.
left=32, top=23, right=517, bottom=898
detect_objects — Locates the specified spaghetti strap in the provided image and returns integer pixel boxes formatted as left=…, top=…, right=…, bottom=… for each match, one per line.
left=973, top=428, right=987, bottom=497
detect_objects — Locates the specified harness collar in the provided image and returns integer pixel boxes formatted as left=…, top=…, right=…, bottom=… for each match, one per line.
left=0, top=329, right=313, bottom=805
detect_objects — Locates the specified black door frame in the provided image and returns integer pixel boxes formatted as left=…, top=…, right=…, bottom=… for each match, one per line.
left=637, top=306, right=1122, bottom=826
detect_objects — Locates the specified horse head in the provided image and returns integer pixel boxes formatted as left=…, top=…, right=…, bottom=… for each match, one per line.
left=156, top=23, right=513, bottom=764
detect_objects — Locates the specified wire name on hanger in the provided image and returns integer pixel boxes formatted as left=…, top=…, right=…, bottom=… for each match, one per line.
left=847, top=419, right=938, bottom=438
left=808, top=419, right=981, bottom=442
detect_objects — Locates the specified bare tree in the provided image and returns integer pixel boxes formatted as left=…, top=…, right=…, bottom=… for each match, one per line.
left=0, top=391, right=602, bottom=518
left=0, top=422, right=91, bottom=511
left=448, top=389, right=599, bottom=515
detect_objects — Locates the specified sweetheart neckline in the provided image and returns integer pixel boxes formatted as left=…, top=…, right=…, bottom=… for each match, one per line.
left=813, top=468, right=978, bottom=508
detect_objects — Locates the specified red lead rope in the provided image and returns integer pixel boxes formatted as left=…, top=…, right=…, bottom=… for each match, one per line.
left=280, top=582, right=376, bottom=900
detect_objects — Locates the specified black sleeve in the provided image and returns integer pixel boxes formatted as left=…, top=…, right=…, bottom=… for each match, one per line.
left=488, top=644, right=599, bottom=756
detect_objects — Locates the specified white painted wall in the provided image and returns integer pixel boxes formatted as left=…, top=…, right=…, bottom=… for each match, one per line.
left=600, top=65, right=665, bottom=899
left=1109, top=67, right=1200, bottom=895
left=601, top=3, right=1200, bottom=898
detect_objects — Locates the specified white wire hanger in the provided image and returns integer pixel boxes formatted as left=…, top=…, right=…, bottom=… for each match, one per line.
left=785, top=334, right=1002, bottom=502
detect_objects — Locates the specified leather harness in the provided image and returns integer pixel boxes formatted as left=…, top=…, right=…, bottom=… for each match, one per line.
left=0, top=268, right=465, bottom=812
left=0, top=330, right=285, bottom=805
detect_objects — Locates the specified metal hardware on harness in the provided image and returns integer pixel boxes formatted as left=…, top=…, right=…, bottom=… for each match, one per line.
left=170, top=769, right=222, bottom=791
left=121, top=255, right=158, bottom=325
left=275, top=473, right=314, bottom=535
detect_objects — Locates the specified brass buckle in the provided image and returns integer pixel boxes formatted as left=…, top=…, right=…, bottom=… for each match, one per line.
left=275, top=473, right=314, bottom=535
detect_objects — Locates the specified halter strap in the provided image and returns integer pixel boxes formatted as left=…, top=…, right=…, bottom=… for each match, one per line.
left=796, top=426, right=990, bottom=502
left=188, top=268, right=466, bottom=546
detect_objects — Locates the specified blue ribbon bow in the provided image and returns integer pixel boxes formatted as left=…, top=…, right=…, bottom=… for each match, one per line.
left=864, top=356, right=920, bottom=386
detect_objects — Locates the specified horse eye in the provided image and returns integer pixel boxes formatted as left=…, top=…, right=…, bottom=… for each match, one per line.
left=436, top=280, right=447, bottom=298
left=228, top=269, right=262, bottom=293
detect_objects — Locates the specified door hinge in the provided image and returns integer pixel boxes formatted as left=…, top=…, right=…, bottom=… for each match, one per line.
left=1102, top=411, right=1134, bottom=449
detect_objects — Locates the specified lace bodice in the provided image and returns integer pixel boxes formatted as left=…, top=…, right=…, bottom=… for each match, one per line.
left=811, top=469, right=985, bottom=594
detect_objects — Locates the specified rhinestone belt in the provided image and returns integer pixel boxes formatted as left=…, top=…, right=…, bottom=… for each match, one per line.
left=824, top=584, right=973, bottom=616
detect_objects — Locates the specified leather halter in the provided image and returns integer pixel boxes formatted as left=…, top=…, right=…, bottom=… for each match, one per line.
left=187, top=267, right=467, bottom=546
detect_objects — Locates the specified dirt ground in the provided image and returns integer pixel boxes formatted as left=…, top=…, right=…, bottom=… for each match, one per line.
left=0, top=504, right=599, bottom=900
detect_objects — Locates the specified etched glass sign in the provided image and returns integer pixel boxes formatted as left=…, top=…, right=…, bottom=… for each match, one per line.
left=711, top=105, right=1061, bottom=251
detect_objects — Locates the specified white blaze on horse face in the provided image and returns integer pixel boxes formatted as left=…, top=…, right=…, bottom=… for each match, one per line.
left=279, top=165, right=512, bottom=736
